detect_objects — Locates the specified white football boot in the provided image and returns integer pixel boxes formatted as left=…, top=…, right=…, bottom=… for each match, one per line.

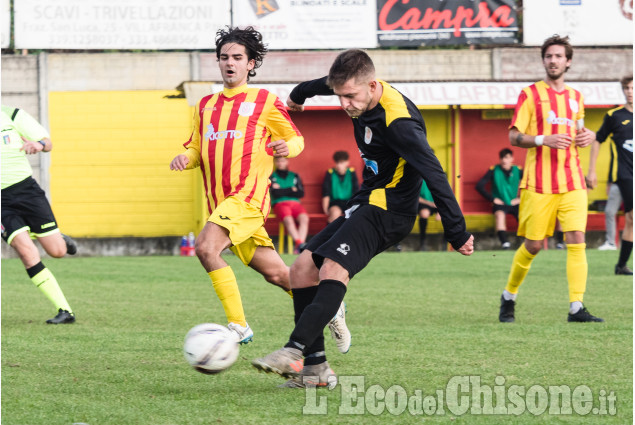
left=328, top=301, right=351, bottom=354
left=227, top=322, right=254, bottom=345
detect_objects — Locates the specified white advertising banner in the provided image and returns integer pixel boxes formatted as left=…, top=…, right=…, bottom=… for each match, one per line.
left=523, top=0, right=633, bottom=46
left=184, top=81, right=625, bottom=107
left=14, top=0, right=231, bottom=50
left=233, top=0, right=377, bottom=50
left=1, top=0, right=10, bottom=48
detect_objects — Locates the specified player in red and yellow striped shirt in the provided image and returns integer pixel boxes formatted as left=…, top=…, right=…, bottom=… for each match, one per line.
left=170, top=27, right=304, bottom=343
left=498, top=35, right=603, bottom=323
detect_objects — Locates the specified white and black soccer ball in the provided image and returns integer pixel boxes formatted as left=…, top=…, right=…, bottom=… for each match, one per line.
left=183, top=323, right=239, bottom=374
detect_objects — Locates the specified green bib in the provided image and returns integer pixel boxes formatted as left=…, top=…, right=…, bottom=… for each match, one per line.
left=271, top=170, right=299, bottom=204
left=492, top=165, right=521, bottom=206
left=331, top=168, right=354, bottom=201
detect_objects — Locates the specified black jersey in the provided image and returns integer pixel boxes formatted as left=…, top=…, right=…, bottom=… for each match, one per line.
left=596, top=105, right=633, bottom=182
left=290, top=77, right=470, bottom=248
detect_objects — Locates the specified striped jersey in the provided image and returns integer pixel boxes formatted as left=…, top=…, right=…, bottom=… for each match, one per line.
left=510, top=80, right=586, bottom=194
left=182, top=84, right=304, bottom=217
left=290, top=77, right=470, bottom=249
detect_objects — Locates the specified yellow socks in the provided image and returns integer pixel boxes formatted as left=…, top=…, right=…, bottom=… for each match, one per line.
left=566, top=243, right=587, bottom=303
left=209, top=266, right=246, bottom=327
left=28, top=263, right=72, bottom=313
left=505, top=244, right=537, bottom=295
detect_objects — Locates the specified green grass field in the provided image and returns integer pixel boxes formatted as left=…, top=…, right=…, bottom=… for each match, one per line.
left=2, top=250, right=632, bottom=424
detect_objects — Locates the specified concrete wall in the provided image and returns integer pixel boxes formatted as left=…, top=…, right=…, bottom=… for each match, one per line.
left=495, top=48, right=634, bottom=81
left=46, top=53, right=194, bottom=91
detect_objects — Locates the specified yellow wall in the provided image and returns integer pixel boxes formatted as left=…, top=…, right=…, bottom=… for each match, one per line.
left=420, top=109, right=453, bottom=175
left=48, top=91, right=202, bottom=237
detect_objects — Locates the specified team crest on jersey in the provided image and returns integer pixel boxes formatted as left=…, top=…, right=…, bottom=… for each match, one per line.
left=238, top=102, right=256, bottom=117
left=364, top=127, right=372, bottom=144
left=568, top=99, right=579, bottom=114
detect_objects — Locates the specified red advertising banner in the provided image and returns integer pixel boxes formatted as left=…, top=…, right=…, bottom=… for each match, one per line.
left=377, top=0, right=519, bottom=47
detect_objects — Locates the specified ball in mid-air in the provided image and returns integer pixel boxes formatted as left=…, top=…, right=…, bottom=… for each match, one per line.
left=183, top=323, right=239, bottom=374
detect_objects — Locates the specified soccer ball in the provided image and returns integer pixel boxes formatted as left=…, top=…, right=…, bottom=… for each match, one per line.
left=183, top=323, right=239, bottom=374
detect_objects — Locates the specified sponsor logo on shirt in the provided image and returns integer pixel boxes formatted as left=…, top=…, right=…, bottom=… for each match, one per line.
left=205, top=123, right=244, bottom=141
left=547, top=110, right=575, bottom=127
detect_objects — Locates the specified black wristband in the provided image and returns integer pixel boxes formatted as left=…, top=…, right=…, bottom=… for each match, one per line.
left=37, top=140, right=46, bottom=148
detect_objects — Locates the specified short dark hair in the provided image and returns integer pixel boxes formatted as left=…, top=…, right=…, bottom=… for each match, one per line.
left=499, top=148, right=513, bottom=159
left=541, top=34, right=573, bottom=62
left=215, top=26, right=267, bottom=80
left=333, top=151, right=349, bottom=162
left=327, top=49, right=375, bottom=88
left=621, top=75, right=633, bottom=88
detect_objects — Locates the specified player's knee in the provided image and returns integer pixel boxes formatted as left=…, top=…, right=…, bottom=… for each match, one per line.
left=263, top=266, right=289, bottom=289
left=46, top=244, right=67, bottom=258
left=194, top=238, right=221, bottom=261
left=524, top=240, right=542, bottom=255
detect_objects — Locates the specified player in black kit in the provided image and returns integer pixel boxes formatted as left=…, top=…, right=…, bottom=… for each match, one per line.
left=587, top=75, right=633, bottom=275
left=252, top=49, right=474, bottom=388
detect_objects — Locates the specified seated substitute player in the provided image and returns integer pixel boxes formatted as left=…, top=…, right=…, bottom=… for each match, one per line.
left=587, top=75, right=633, bottom=275
left=1, top=105, right=77, bottom=324
left=417, top=179, right=440, bottom=251
left=498, top=35, right=603, bottom=324
left=252, top=49, right=474, bottom=388
left=270, top=156, right=310, bottom=254
left=170, top=27, right=349, bottom=348
left=475, top=148, right=523, bottom=250
left=322, top=150, right=359, bottom=223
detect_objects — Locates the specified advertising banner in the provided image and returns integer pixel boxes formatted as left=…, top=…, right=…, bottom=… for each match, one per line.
left=233, top=0, right=377, bottom=50
left=377, top=0, right=519, bottom=47
left=14, top=0, right=230, bottom=49
left=183, top=81, right=625, bottom=107
left=523, top=0, right=633, bottom=46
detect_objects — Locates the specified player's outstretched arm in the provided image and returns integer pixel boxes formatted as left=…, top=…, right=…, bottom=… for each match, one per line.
left=286, top=98, right=304, bottom=112
left=288, top=76, right=334, bottom=108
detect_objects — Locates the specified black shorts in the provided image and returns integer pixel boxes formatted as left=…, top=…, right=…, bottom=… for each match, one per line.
left=328, top=199, right=349, bottom=211
left=493, top=203, right=519, bottom=220
left=615, top=179, right=633, bottom=213
left=306, top=204, right=415, bottom=279
left=418, top=203, right=438, bottom=215
left=1, top=177, right=59, bottom=243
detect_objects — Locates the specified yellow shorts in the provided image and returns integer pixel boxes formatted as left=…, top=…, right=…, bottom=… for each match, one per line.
left=209, top=197, right=274, bottom=266
left=517, top=189, right=588, bottom=240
